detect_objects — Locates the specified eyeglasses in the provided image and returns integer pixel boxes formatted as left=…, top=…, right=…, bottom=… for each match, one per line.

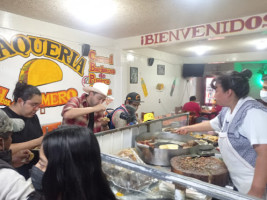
left=25, top=101, right=41, bottom=108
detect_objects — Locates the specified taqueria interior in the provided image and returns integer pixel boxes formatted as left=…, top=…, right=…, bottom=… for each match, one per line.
left=0, top=1, right=267, bottom=199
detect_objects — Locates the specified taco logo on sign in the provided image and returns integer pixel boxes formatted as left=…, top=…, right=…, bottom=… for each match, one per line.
left=19, top=59, right=63, bottom=86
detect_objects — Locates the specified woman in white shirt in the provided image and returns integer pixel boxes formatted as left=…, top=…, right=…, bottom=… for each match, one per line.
left=175, top=69, right=267, bottom=199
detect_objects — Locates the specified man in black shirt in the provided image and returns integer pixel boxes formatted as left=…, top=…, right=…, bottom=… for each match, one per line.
left=2, top=81, right=43, bottom=179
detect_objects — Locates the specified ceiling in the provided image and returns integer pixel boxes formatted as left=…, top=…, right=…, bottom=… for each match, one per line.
left=0, top=0, right=267, bottom=57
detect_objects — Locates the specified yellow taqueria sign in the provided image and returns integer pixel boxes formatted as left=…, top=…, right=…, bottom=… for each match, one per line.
left=0, top=34, right=86, bottom=76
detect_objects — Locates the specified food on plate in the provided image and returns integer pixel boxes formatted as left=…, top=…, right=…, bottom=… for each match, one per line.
left=19, top=58, right=63, bottom=86
left=159, top=144, right=179, bottom=149
left=171, top=156, right=229, bottom=187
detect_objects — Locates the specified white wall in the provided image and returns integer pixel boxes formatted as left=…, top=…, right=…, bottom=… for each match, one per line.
left=119, top=48, right=196, bottom=117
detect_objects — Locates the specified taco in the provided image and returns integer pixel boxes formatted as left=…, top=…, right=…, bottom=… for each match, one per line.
left=19, top=58, right=63, bottom=86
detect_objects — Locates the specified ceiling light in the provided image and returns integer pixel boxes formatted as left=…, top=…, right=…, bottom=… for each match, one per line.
left=188, top=45, right=212, bottom=56
left=255, top=39, right=267, bottom=50
left=127, top=54, right=134, bottom=61
left=65, top=0, right=117, bottom=25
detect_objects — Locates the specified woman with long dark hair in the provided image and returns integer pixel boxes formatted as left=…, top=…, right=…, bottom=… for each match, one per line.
left=175, top=69, right=267, bottom=199
left=28, top=125, right=116, bottom=200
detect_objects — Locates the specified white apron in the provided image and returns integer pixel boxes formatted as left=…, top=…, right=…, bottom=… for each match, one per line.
left=218, top=106, right=254, bottom=195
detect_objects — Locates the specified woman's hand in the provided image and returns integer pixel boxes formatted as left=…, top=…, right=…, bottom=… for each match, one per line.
left=174, top=126, right=190, bottom=135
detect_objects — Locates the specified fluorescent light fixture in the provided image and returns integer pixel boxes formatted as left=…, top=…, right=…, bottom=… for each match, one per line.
left=188, top=45, right=212, bottom=56
left=127, top=54, right=134, bottom=61
left=65, top=0, right=117, bottom=25
left=255, top=39, right=267, bottom=50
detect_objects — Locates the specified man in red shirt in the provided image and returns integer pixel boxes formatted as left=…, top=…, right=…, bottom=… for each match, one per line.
left=61, top=82, right=112, bottom=133
left=182, top=96, right=201, bottom=117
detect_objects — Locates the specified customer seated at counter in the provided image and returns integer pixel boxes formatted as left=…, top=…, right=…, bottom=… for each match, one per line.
left=175, top=69, right=267, bottom=199
left=107, top=92, right=142, bottom=129
left=28, top=125, right=116, bottom=200
left=182, top=96, right=208, bottom=123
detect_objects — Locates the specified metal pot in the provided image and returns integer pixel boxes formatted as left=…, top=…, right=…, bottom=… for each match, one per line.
left=135, top=132, right=198, bottom=166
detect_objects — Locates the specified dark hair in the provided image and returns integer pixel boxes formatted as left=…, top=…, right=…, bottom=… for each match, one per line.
left=13, top=81, right=41, bottom=103
left=41, top=125, right=116, bottom=200
left=189, top=96, right=196, bottom=101
left=210, top=69, right=252, bottom=98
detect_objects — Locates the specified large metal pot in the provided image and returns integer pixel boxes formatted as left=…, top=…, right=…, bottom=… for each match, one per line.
left=135, top=132, right=198, bottom=166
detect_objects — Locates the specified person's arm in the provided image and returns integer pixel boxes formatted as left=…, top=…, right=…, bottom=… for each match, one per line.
left=175, top=120, right=213, bottom=134
left=63, top=104, right=106, bottom=119
left=247, top=144, right=267, bottom=198
left=10, top=136, right=43, bottom=154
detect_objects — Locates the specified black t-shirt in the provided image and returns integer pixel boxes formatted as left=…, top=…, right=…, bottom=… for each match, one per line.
left=2, top=107, right=43, bottom=179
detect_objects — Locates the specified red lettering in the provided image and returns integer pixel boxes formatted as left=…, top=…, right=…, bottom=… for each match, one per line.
left=206, top=23, right=220, bottom=36
left=181, top=28, right=191, bottom=39
left=144, top=35, right=154, bottom=45
left=263, top=14, right=267, bottom=28
left=89, top=73, right=96, bottom=84
left=90, top=62, right=96, bottom=71
left=245, top=16, right=262, bottom=30
left=220, top=21, right=229, bottom=34
left=154, top=33, right=159, bottom=44
left=169, top=30, right=179, bottom=41
left=89, top=50, right=96, bottom=60
left=159, top=32, right=168, bottom=43
left=230, top=19, right=244, bottom=32
left=192, top=25, right=205, bottom=38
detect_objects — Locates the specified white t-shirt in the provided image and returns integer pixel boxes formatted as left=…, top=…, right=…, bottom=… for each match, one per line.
left=210, top=97, right=267, bottom=145
left=0, top=168, right=34, bottom=200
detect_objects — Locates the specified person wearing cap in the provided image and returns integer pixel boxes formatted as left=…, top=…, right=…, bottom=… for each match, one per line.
left=2, top=81, right=43, bottom=179
left=62, top=82, right=112, bottom=133
left=107, top=92, right=142, bottom=129
left=0, top=110, right=34, bottom=200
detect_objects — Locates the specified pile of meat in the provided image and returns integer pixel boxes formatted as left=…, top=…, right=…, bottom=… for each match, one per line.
left=171, top=156, right=229, bottom=187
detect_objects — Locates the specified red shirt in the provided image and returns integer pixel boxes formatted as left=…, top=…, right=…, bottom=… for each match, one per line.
left=61, top=93, right=104, bottom=133
left=182, top=101, right=201, bottom=117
